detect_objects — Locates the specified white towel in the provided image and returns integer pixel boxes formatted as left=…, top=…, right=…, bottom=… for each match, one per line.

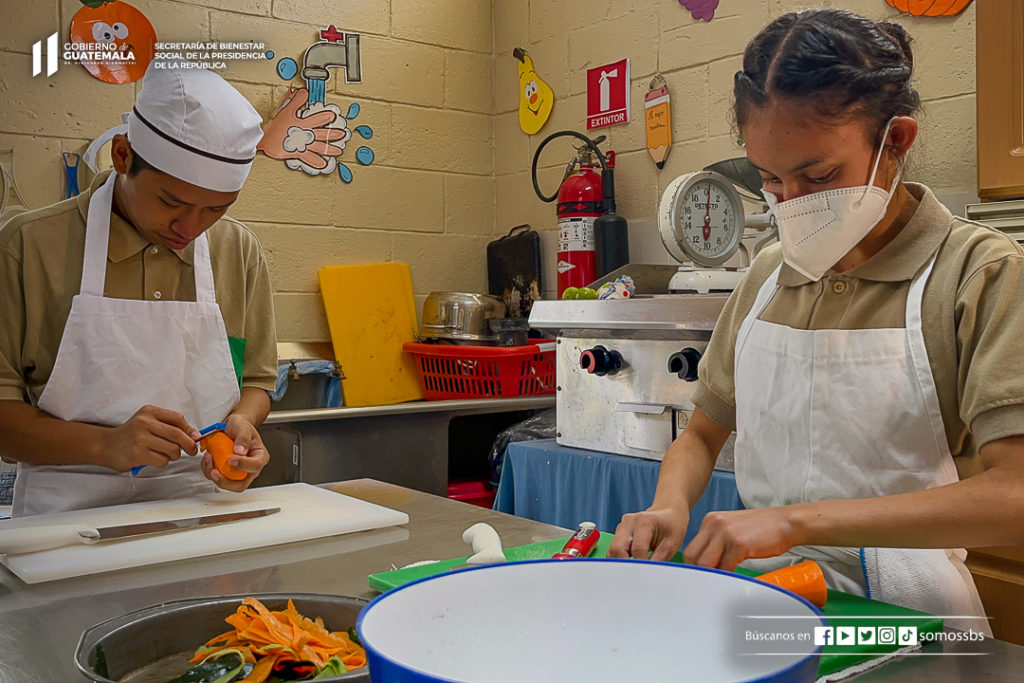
left=862, top=547, right=990, bottom=635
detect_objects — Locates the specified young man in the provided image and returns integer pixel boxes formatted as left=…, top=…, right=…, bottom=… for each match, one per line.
left=0, top=63, right=278, bottom=516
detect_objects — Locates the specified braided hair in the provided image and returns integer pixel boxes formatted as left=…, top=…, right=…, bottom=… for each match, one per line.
left=734, top=9, right=920, bottom=143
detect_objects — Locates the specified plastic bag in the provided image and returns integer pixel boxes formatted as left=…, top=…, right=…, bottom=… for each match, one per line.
left=487, top=408, right=556, bottom=486
left=596, top=274, right=636, bottom=300
left=270, top=360, right=342, bottom=408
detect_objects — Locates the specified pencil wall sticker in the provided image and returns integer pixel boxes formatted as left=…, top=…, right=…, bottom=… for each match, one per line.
left=645, top=75, right=671, bottom=169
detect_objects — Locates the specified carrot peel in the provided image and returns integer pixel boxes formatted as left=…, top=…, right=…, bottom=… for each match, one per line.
left=188, top=597, right=367, bottom=678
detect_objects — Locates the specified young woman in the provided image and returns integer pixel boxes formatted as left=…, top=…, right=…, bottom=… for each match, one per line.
left=609, top=9, right=1022, bottom=633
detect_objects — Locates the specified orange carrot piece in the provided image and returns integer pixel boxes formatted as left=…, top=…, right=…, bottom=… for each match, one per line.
left=243, top=598, right=294, bottom=645
left=756, top=560, right=828, bottom=608
left=342, top=653, right=366, bottom=667
left=201, top=430, right=247, bottom=481
left=237, top=655, right=276, bottom=683
left=202, top=629, right=237, bottom=647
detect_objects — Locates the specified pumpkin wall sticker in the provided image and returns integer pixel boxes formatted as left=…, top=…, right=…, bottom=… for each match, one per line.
left=885, top=0, right=973, bottom=17
left=69, top=0, right=156, bottom=84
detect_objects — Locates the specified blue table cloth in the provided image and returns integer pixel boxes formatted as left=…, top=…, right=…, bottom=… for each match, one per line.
left=494, top=438, right=744, bottom=546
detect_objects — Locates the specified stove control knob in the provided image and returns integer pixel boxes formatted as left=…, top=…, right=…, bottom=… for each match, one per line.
left=668, top=348, right=701, bottom=382
left=580, top=345, right=623, bottom=377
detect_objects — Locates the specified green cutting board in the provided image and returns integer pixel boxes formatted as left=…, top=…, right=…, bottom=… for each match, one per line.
left=368, top=536, right=942, bottom=678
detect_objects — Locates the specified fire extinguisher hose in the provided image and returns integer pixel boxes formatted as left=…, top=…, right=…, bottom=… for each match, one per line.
left=531, top=130, right=611, bottom=204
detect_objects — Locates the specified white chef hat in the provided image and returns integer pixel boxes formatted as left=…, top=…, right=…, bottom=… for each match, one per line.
left=127, top=61, right=263, bottom=192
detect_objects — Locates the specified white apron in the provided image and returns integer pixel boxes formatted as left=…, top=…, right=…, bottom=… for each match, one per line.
left=13, top=171, right=240, bottom=517
left=733, top=254, right=990, bottom=635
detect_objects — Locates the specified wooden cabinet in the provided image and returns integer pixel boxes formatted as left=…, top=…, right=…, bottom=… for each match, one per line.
left=977, top=0, right=1024, bottom=199
left=966, top=546, right=1024, bottom=645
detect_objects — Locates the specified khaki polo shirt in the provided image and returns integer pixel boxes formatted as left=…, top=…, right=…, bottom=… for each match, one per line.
left=693, top=183, right=1024, bottom=479
left=0, top=171, right=278, bottom=406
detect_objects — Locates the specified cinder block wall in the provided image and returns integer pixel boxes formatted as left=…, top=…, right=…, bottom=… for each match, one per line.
left=0, top=0, right=496, bottom=342
left=494, top=0, right=977, bottom=301
left=0, top=1, right=975, bottom=337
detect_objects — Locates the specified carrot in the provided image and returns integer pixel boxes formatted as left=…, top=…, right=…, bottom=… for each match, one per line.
left=201, top=430, right=247, bottom=481
left=202, top=629, right=236, bottom=647
left=238, top=654, right=276, bottom=683
left=756, top=560, right=828, bottom=608
left=188, top=597, right=367, bottom=678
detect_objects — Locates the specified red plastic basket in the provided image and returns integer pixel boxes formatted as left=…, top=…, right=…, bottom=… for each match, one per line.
left=447, top=480, right=497, bottom=508
left=403, top=340, right=556, bottom=400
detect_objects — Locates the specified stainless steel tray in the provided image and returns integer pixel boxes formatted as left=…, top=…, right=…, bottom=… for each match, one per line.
left=75, top=592, right=370, bottom=682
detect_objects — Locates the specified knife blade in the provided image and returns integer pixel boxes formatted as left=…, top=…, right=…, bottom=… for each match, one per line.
left=0, top=507, right=280, bottom=555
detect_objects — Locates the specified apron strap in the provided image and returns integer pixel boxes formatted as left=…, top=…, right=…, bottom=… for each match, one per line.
left=79, top=171, right=218, bottom=305
left=80, top=172, right=118, bottom=297
left=904, top=250, right=958, bottom=477
left=734, top=263, right=782, bottom=360
left=191, top=233, right=217, bottom=305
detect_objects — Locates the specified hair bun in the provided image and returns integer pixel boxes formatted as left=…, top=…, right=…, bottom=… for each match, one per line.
left=877, top=20, right=914, bottom=72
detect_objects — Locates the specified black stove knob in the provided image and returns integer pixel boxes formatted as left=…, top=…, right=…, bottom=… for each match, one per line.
left=580, top=345, right=623, bottom=377
left=668, top=348, right=701, bottom=382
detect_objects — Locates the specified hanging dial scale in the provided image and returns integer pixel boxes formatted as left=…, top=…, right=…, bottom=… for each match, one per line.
left=659, top=170, right=748, bottom=293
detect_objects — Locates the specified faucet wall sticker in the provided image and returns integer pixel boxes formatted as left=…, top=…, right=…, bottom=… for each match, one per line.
left=258, top=25, right=374, bottom=183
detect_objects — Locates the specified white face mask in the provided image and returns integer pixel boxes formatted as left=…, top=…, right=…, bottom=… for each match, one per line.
left=762, top=118, right=902, bottom=281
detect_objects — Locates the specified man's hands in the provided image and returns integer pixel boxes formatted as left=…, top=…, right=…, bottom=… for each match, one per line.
left=103, top=406, right=268, bottom=492
left=103, top=404, right=199, bottom=472
left=199, top=413, right=269, bottom=492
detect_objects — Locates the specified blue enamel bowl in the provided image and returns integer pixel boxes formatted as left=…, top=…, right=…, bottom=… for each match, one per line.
left=358, top=559, right=826, bottom=683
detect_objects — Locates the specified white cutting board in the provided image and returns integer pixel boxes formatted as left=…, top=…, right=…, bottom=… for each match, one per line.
left=0, top=483, right=408, bottom=583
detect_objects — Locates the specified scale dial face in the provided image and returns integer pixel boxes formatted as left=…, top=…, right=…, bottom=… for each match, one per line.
left=659, top=171, right=745, bottom=267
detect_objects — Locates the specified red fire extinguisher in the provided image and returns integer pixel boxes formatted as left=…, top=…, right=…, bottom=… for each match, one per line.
left=533, top=132, right=629, bottom=298
left=555, top=146, right=607, bottom=295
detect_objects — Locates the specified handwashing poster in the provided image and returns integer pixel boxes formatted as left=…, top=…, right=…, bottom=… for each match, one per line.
left=259, top=26, right=375, bottom=184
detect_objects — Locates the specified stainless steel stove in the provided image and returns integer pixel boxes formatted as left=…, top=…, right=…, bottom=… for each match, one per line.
left=530, top=267, right=734, bottom=467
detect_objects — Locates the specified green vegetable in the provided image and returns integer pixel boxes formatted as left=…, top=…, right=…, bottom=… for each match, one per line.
left=312, top=656, right=348, bottom=678
left=93, top=644, right=109, bottom=678
left=347, top=627, right=362, bottom=647
left=162, top=650, right=246, bottom=683
left=256, top=643, right=299, bottom=657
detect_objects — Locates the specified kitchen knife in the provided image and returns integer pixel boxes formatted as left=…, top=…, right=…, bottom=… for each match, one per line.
left=0, top=507, right=280, bottom=555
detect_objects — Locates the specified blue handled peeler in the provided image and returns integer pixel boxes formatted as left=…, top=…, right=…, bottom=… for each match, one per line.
left=130, top=422, right=227, bottom=476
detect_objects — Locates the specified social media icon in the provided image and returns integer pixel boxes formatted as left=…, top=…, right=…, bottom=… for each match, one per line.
left=878, top=627, right=897, bottom=645
left=858, top=627, right=877, bottom=645
left=837, top=626, right=856, bottom=645
left=814, top=627, right=834, bottom=646
left=898, top=626, right=919, bottom=645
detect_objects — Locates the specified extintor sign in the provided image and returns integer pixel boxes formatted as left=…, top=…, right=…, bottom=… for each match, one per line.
left=586, top=58, right=630, bottom=130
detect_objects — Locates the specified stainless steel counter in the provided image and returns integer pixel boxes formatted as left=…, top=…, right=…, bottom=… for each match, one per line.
left=264, top=397, right=555, bottom=424
left=257, top=397, right=554, bottom=494
left=0, top=480, right=567, bottom=682
left=0, top=480, right=1020, bottom=682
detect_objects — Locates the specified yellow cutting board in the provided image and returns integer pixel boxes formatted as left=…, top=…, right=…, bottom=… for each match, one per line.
left=318, top=262, right=424, bottom=406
